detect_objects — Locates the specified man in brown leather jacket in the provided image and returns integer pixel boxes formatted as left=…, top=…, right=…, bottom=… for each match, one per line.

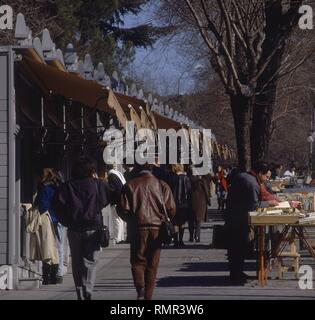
left=119, top=163, right=176, bottom=300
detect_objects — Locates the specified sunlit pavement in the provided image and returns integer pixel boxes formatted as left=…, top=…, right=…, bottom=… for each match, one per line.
left=1, top=198, right=314, bottom=300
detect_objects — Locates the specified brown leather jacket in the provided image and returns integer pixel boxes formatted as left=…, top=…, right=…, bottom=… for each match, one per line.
left=120, top=171, right=176, bottom=228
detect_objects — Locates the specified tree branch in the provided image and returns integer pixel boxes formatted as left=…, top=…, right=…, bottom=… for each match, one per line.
left=278, top=49, right=315, bottom=78
left=184, top=0, right=229, bottom=90
left=186, top=0, right=244, bottom=94
left=230, top=0, right=247, bottom=35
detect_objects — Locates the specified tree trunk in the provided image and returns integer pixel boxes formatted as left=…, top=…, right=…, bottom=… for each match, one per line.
left=230, top=95, right=253, bottom=172
left=251, top=45, right=286, bottom=165
left=250, top=0, right=299, bottom=165
left=251, top=85, right=275, bottom=165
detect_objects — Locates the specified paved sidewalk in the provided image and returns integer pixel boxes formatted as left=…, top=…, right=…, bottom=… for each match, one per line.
left=1, top=204, right=315, bottom=300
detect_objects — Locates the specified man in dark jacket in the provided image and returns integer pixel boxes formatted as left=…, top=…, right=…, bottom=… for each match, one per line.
left=55, top=157, right=109, bottom=300
left=225, top=162, right=274, bottom=284
left=119, top=163, right=176, bottom=300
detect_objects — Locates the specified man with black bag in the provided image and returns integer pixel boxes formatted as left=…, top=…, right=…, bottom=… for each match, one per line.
left=119, top=163, right=176, bottom=300
left=53, top=157, right=110, bottom=300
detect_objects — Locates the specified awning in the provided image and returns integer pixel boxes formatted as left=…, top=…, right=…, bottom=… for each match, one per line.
left=113, top=92, right=146, bottom=122
left=140, top=108, right=154, bottom=130
left=152, top=111, right=182, bottom=130
left=114, top=92, right=146, bottom=112
left=19, top=55, right=120, bottom=114
left=17, top=49, right=183, bottom=132
left=46, top=59, right=67, bottom=72
left=129, top=105, right=142, bottom=129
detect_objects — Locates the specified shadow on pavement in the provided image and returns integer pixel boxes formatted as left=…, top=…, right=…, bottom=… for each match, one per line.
left=177, top=261, right=257, bottom=273
left=157, top=275, right=233, bottom=287
left=162, top=244, right=211, bottom=250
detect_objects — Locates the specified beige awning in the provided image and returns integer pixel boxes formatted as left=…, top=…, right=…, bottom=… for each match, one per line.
left=18, top=53, right=132, bottom=129
left=152, top=111, right=182, bottom=130
left=129, top=105, right=142, bottom=129
left=19, top=55, right=116, bottom=113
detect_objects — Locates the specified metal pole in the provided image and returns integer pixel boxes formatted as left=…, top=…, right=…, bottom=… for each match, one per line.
left=312, top=105, right=315, bottom=178
left=81, top=106, right=84, bottom=153
left=63, top=102, right=66, bottom=152
left=8, top=47, right=18, bottom=287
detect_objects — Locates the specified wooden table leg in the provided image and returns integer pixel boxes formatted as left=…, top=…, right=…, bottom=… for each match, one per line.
left=258, top=226, right=266, bottom=287
left=295, top=227, right=315, bottom=259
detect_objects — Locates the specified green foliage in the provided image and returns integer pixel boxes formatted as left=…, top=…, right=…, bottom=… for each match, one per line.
left=2, top=1, right=169, bottom=74
left=52, top=0, right=162, bottom=74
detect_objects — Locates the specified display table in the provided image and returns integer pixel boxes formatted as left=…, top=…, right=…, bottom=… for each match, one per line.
left=249, top=212, right=315, bottom=286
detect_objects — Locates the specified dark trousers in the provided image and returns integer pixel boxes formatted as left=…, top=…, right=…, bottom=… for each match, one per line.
left=188, top=218, right=201, bottom=240
left=226, top=222, right=249, bottom=277
left=130, top=229, right=161, bottom=300
left=67, top=230, right=100, bottom=298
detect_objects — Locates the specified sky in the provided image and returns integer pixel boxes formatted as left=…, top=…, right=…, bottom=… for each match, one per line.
left=124, top=2, right=196, bottom=96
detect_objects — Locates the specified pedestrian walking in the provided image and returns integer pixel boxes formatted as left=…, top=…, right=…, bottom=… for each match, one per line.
left=119, top=163, right=176, bottom=300
left=215, top=165, right=228, bottom=211
left=188, top=167, right=211, bottom=243
left=54, top=157, right=110, bottom=300
left=168, top=164, right=191, bottom=247
left=108, top=165, right=127, bottom=244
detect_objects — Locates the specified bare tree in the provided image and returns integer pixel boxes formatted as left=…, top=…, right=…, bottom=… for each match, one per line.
left=0, top=1, right=60, bottom=45
left=158, top=0, right=313, bottom=170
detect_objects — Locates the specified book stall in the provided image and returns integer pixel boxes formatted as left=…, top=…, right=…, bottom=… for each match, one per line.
left=249, top=196, right=315, bottom=286
left=269, top=176, right=308, bottom=193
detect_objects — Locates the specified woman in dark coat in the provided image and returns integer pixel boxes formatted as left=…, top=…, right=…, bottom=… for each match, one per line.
left=165, top=164, right=191, bottom=247
left=188, top=171, right=211, bottom=242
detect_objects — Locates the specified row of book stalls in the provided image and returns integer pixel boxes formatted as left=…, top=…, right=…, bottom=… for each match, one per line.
left=0, top=13, right=236, bottom=289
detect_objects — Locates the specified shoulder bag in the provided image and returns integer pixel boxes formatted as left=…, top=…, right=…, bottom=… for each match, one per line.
left=158, top=180, right=175, bottom=246
left=95, top=179, right=110, bottom=248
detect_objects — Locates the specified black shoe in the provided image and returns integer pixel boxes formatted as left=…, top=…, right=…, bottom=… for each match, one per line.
left=83, top=286, right=92, bottom=300
left=76, top=287, right=83, bottom=300
left=137, top=288, right=145, bottom=300
left=195, top=237, right=200, bottom=243
left=49, top=264, right=59, bottom=284
left=84, top=292, right=92, bottom=300
left=230, top=278, right=247, bottom=286
left=42, top=263, right=51, bottom=285
left=56, top=276, right=63, bottom=284
left=189, top=237, right=194, bottom=242
left=240, top=272, right=254, bottom=280
left=230, top=272, right=248, bottom=284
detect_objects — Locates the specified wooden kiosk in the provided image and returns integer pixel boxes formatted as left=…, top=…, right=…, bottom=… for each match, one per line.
left=249, top=196, right=315, bottom=287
